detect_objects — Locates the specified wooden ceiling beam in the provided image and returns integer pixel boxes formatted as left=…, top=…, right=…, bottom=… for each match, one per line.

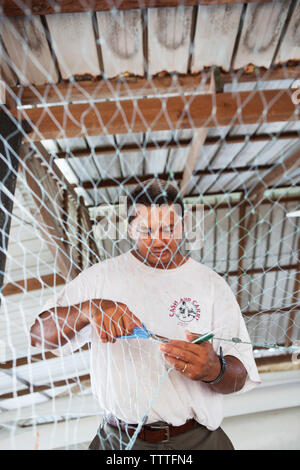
left=79, top=164, right=276, bottom=190
left=243, top=306, right=299, bottom=318
left=244, top=144, right=300, bottom=233
left=12, top=89, right=299, bottom=141
left=1, top=264, right=298, bottom=297
left=10, top=67, right=300, bottom=109
left=54, top=131, right=300, bottom=159
left=0, top=344, right=90, bottom=370
left=31, top=142, right=80, bottom=203
left=11, top=74, right=211, bottom=107
left=2, top=0, right=274, bottom=17
left=21, top=144, right=80, bottom=280
left=87, top=189, right=300, bottom=210
left=255, top=354, right=294, bottom=368
left=2, top=273, right=65, bottom=296
left=221, top=263, right=298, bottom=278
left=179, top=72, right=215, bottom=196
left=0, top=373, right=91, bottom=401
left=221, top=64, right=300, bottom=84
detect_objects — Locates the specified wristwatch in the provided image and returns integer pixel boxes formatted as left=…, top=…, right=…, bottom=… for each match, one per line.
left=201, top=347, right=226, bottom=385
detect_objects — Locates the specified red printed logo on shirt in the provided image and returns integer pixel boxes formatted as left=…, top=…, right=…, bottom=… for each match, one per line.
left=169, top=298, right=201, bottom=324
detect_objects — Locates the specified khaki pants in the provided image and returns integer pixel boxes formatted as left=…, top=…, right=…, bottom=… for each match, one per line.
left=88, top=421, right=234, bottom=450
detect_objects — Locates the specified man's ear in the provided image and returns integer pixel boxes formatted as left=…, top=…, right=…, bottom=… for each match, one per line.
left=127, top=219, right=138, bottom=241
left=183, top=212, right=189, bottom=230
left=127, top=220, right=133, bottom=238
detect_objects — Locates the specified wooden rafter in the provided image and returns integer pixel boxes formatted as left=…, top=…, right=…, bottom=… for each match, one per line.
left=0, top=373, right=90, bottom=401
left=9, top=66, right=300, bottom=109
left=2, top=273, right=65, bottom=296
left=2, top=0, right=274, bottom=17
left=255, top=354, right=295, bottom=369
left=243, top=306, right=300, bottom=318
left=2, top=263, right=298, bottom=297
left=220, top=263, right=298, bottom=278
left=21, top=144, right=80, bottom=280
left=87, top=189, right=300, bottom=210
left=244, top=144, right=300, bottom=233
left=11, top=74, right=212, bottom=108
left=23, top=142, right=100, bottom=271
left=11, top=88, right=299, bottom=141
left=0, top=344, right=90, bottom=370
left=31, top=142, right=79, bottom=203
left=180, top=125, right=210, bottom=197
left=221, top=64, right=300, bottom=84
left=54, top=131, right=300, bottom=160
left=79, top=164, right=278, bottom=190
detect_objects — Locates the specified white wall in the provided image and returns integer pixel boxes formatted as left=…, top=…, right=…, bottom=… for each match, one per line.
left=222, top=406, right=300, bottom=450
left=222, top=369, right=300, bottom=450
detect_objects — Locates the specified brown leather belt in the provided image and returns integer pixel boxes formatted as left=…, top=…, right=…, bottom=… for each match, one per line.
left=107, top=416, right=198, bottom=443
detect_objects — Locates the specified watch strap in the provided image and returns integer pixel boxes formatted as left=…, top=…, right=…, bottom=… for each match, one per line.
left=201, top=346, right=226, bottom=385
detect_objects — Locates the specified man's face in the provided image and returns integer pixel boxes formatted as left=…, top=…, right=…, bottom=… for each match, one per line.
left=129, top=204, right=184, bottom=267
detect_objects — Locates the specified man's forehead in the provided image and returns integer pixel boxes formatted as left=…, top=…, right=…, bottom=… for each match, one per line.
left=133, top=204, right=182, bottom=221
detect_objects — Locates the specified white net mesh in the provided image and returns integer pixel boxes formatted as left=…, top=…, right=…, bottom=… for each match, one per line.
left=0, top=0, right=300, bottom=450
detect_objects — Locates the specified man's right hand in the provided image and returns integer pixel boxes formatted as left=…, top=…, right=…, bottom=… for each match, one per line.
left=88, top=299, right=143, bottom=343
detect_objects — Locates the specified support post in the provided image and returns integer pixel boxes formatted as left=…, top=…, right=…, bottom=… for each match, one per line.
left=0, top=109, right=23, bottom=293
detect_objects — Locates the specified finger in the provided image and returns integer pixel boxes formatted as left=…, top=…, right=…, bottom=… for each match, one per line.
left=166, top=340, right=207, bottom=359
left=185, top=330, right=203, bottom=342
left=103, top=308, right=122, bottom=339
left=121, top=309, right=135, bottom=334
left=121, top=307, right=142, bottom=333
left=113, top=313, right=126, bottom=337
left=162, top=353, right=200, bottom=379
left=162, top=353, right=186, bottom=372
left=103, top=311, right=117, bottom=343
left=159, top=343, right=199, bottom=364
left=117, top=303, right=143, bottom=329
left=108, top=315, right=119, bottom=342
left=132, top=314, right=143, bottom=329
left=162, top=354, right=197, bottom=377
left=94, top=315, right=109, bottom=343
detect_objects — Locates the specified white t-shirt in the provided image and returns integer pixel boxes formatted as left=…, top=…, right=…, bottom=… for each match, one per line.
left=39, top=250, right=261, bottom=430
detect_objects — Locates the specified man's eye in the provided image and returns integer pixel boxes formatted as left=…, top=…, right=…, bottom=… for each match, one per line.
left=162, top=227, right=174, bottom=234
left=137, top=227, right=150, bottom=234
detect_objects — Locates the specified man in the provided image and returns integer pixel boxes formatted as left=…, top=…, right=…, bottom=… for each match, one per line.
left=30, top=179, right=261, bottom=450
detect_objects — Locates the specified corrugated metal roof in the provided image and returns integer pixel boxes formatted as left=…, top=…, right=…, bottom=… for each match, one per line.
left=1, top=3, right=299, bottom=86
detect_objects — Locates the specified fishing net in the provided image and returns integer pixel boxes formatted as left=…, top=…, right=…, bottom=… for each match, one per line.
left=0, top=0, right=300, bottom=450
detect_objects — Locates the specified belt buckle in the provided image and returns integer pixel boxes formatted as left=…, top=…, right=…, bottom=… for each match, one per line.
left=150, top=423, right=170, bottom=442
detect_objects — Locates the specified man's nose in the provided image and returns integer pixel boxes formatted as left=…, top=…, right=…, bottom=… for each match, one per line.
left=149, top=231, right=169, bottom=247
left=150, top=235, right=165, bottom=246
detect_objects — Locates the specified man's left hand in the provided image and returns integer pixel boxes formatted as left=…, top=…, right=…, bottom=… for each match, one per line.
left=159, top=331, right=221, bottom=381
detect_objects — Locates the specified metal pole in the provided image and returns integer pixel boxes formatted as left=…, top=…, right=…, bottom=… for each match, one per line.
left=0, top=110, right=23, bottom=293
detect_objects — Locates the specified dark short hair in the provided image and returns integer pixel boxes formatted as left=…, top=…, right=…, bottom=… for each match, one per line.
left=126, top=178, right=184, bottom=225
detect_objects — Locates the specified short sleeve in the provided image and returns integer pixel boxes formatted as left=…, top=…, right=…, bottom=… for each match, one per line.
left=39, top=270, right=92, bottom=312
left=210, top=272, right=261, bottom=394
left=33, top=265, right=102, bottom=356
